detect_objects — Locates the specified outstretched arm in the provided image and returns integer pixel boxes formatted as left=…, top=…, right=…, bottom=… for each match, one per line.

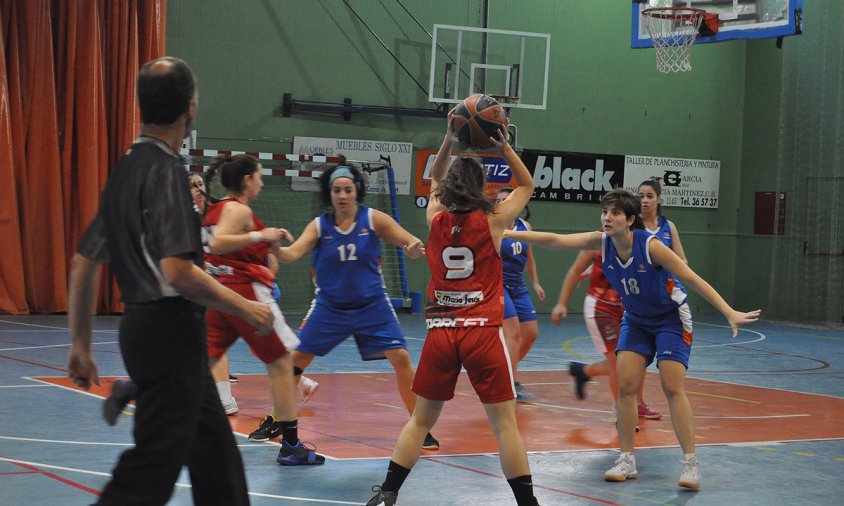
left=649, top=239, right=761, bottom=337
left=505, top=230, right=603, bottom=252
left=372, top=210, right=425, bottom=259
left=277, top=220, right=320, bottom=263
left=551, top=250, right=596, bottom=326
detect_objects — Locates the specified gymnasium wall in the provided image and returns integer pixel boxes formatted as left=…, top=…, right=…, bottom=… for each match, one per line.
left=167, top=1, right=833, bottom=318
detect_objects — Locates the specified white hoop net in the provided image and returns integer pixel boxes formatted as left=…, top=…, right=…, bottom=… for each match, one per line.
left=641, top=8, right=705, bottom=73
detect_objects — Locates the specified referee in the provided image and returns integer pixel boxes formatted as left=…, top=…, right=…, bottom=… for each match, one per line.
left=67, top=57, right=271, bottom=505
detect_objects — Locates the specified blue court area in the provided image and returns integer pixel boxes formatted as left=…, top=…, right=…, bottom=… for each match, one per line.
left=1, top=314, right=843, bottom=505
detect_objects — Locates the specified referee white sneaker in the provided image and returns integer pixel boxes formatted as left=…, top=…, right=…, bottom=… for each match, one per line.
left=605, top=452, right=638, bottom=482
left=678, top=454, right=701, bottom=490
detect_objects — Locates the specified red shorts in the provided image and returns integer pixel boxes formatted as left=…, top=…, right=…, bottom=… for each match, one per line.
left=412, top=326, right=515, bottom=404
left=583, top=295, right=624, bottom=355
left=206, top=282, right=300, bottom=364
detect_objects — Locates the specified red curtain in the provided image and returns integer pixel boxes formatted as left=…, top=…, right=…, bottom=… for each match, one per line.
left=0, top=0, right=166, bottom=314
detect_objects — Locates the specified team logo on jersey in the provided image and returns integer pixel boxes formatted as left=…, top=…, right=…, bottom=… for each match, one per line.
left=358, top=227, right=370, bottom=236
left=637, top=264, right=646, bottom=272
left=434, top=290, right=483, bottom=307
left=451, top=226, right=463, bottom=235
left=426, top=317, right=489, bottom=328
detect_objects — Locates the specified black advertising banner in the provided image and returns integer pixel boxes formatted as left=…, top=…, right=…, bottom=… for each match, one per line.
left=521, top=150, right=626, bottom=203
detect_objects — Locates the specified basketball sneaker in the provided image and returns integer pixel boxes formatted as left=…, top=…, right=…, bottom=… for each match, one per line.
left=276, top=440, right=325, bottom=466
left=248, top=415, right=282, bottom=442
left=103, top=379, right=137, bottom=426
left=228, top=374, right=239, bottom=383
left=569, top=362, right=590, bottom=400
left=422, top=432, right=440, bottom=450
left=298, top=375, right=320, bottom=402
left=678, top=455, right=701, bottom=490
left=366, top=486, right=397, bottom=506
left=638, top=401, right=662, bottom=419
left=604, top=452, right=638, bottom=482
left=515, top=381, right=535, bottom=402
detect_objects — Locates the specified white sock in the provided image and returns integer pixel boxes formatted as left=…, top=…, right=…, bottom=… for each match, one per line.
left=684, top=453, right=696, bottom=463
left=216, top=380, right=233, bottom=402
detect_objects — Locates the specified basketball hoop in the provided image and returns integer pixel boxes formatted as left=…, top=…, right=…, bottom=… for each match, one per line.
left=641, top=7, right=706, bottom=73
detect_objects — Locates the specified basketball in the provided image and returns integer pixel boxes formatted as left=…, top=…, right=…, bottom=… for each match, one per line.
left=452, top=94, right=508, bottom=149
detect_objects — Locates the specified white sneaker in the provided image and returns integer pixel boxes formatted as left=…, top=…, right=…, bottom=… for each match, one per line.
left=298, top=376, right=320, bottom=402
left=222, top=396, right=239, bottom=415
left=678, top=455, right=701, bottom=490
left=605, top=452, right=638, bottom=482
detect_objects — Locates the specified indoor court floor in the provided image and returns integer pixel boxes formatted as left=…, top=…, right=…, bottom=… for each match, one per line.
left=1, top=313, right=842, bottom=505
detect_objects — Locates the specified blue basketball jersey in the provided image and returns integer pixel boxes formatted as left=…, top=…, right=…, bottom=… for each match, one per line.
left=602, top=229, right=687, bottom=319
left=647, top=215, right=673, bottom=249
left=501, top=218, right=530, bottom=284
left=312, top=206, right=385, bottom=306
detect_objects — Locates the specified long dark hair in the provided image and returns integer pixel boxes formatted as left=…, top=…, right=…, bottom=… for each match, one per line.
left=601, top=188, right=644, bottom=230
left=205, top=154, right=259, bottom=200
left=318, top=156, right=367, bottom=207
left=433, top=157, right=494, bottom=214
left=638, top=177, right=663, bottom=215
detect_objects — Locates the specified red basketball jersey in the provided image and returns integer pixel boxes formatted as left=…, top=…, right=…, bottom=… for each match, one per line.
left=425, top=209, right=503, bottom=328
left=588, top=249, right=621, bottom=304
left=203, top=199, right=275, bottom=286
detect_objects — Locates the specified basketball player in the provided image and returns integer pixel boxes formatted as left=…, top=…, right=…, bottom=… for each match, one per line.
left=203, top=153, right=324, bottom=465
left=505, top=188, right=761, bottom=490
left=367, top=112, right=540, bottom=506
left=262, top=161, right=437, bottom=449
left=496, top=187, right=545, bottom=402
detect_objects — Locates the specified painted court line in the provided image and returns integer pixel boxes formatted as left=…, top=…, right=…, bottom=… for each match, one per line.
left=0, top=457, right=366, bottom=504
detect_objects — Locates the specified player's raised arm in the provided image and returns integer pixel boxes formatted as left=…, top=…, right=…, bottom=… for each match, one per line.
left=506, top=229, right=603, bottom=252
left=648, top=239, right=761, bottom=337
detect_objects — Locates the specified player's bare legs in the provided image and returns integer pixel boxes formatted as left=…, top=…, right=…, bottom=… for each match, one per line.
left=383, top=348, right=417, bottom=415
left=615, top=350, right=647, bottom=452
left=483, top=400, right=531, bottom=478
left=391, top=397, right=444, bottom=468
left=658, top=360, right=695, bottom=453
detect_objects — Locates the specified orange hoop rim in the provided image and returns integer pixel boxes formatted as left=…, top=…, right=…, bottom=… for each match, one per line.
left=641, top=7, right=706, bottom=22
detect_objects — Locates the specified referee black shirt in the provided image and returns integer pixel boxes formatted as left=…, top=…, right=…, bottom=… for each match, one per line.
left=77, top=136, right=203, bottom=303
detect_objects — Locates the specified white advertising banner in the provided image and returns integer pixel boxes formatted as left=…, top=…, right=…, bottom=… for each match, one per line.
left=292, top=136, right=413, bottom=195
left=622, top=155, right=721, bottom=208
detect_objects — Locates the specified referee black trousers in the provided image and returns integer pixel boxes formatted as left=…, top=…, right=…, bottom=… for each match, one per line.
left=97, top=298, right=249, bottom=505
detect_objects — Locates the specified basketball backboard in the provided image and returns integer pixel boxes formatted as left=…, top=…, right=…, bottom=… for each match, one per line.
left=428, top=24, right=550, bottom=110
left=631, top=0, right=804, bottom=48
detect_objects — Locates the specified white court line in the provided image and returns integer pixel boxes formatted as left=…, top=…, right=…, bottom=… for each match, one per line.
left=0, top=457, right=366, bottom=504
left=693, top=322, right=767, bottom=348
left=0, top=318, right=117, bottom=333
left=695, top=414, right=810, bottom=419
left=528, top=401, right=613, bottom=415
left=0, top=384, right=52, bottom=388
left=0, top=435, right=133, bottom=446
left=0, top=341, right=118, bottom=352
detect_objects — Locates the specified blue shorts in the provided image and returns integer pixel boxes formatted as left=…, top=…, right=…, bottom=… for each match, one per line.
left=297, top=294, right=406, bottom=361
left=616, top=303, right=694, bottom=368
left=502, top=282, right=537, bottom=322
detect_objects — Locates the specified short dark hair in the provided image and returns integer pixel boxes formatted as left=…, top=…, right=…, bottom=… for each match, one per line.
left=318, top=159, right=367, bottom=206
left=137, top=57, right=195, bottom=124
left=601, top=188, right=644, bottom=230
